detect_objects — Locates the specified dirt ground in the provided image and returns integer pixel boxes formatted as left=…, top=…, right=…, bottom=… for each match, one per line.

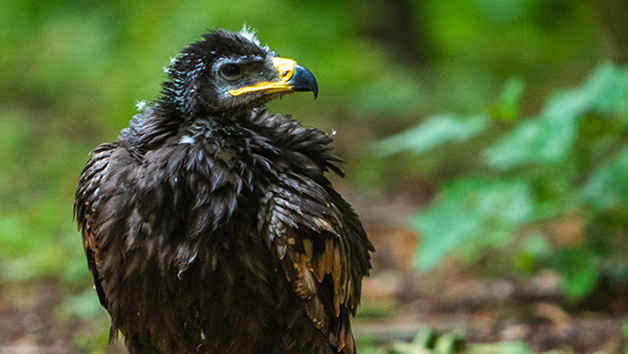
left=1, top=194, right=626, bottom=354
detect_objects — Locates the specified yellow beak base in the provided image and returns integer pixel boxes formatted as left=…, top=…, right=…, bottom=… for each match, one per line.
left=228, top=57, right=297, bottom=96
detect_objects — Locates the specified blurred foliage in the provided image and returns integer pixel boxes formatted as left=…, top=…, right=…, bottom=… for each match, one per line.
left=0, top=0, right=621, bottom=349
left=381, top=63, right=628, bottom=299
left=359, top=328, right=572, bottom=354
left=0, top=0, right=598, bottom=284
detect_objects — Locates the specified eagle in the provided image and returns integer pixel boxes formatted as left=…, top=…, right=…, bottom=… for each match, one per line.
left=74, top=27, right=373, bottom=354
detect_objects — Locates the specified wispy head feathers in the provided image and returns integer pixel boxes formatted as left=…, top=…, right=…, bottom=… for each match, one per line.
left=239, top=25, right=261, bottom=46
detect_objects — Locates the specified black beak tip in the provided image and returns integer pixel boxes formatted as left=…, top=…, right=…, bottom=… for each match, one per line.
left=289, top=64, right=318, bottom=99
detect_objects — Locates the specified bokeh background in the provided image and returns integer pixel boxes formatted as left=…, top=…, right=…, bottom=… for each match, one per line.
left=2, top=0, right=628, bottom=353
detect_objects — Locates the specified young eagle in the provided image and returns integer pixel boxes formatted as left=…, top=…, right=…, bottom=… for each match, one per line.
left=74, top=28, right=373, bottom=354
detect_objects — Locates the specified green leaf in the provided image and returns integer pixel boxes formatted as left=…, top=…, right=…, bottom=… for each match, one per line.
left=523, top=233, right=551, bottom=257
left=581, top=144, right=628, bottom=211
left=486, top=63, right=620, bottom=169
left=514, top=233, right=551, bottom=273
left=468, top=342, right=533, bottom=354
left=564, top=263, right=598, bottom=300
left=412, top=178, right=533, bottom=270
left=374, top=114, right=488, bottom=156
left=552, top=246, right=599, bottom=299
left=490, top=77, right=526, bottom=121
left=591, top=64, right=628, bottom=114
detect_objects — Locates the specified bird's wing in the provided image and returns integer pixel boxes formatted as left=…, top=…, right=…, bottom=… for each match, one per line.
left=74, top=142, right=120, bottom=311
left=258, top=172, right=373, bottom=353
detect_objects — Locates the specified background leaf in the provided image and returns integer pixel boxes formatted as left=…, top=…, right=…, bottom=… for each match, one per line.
left=374, top=114, right=488, bottom=156
left=412, top=178, right=533, bottom=270
left=581, top=145, right=628, bottom=211
left=486, top=64, right=620, bottom=169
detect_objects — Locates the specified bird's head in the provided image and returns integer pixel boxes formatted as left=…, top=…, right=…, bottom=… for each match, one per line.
left=160, top=27, right=318, bottom=117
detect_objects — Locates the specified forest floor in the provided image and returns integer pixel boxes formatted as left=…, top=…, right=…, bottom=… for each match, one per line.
left=0, top=191, right=626, bottom=354
left=0, top=273, right=624, bottom=354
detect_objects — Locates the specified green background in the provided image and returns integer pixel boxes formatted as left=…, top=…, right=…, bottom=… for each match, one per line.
left=1, top=0, right=628, bottom=351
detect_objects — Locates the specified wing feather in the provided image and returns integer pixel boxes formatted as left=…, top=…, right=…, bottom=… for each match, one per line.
left=74, top=143, right=119, bottom=311
left=258, top=172, right=373, bottom=353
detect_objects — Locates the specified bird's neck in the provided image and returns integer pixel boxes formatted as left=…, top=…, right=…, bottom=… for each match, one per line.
left=122, top=104, right=261, bottom=151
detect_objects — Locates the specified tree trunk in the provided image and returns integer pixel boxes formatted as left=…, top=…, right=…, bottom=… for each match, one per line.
left=595, top=0, right=628, bottom=64
left=357, top=0, right=431, bottom=67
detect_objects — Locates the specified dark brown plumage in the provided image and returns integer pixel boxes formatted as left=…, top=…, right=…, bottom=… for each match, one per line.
left=74, top=28, right=373, bottom=354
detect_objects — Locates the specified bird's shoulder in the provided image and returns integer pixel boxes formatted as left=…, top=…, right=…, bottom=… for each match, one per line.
left=248, top=109, right=332, bottom=151
left=257, top=171, right=373, bottom=353
left=246, top=109, right=344, bottom=176
left=74, top=141, right=129, bottom=228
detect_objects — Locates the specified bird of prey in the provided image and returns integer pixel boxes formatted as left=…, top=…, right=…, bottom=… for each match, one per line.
left=74, top=27, right=373, bottom=354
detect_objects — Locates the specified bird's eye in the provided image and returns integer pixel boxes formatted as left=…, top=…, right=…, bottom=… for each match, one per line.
left=219, top=64, right=242, bottom=80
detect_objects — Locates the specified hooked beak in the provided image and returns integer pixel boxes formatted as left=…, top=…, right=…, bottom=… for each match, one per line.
left=228, top=57, right=318, bottom=99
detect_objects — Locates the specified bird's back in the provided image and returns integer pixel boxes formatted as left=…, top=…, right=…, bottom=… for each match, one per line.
left=75, top=109, right=371, bottom=354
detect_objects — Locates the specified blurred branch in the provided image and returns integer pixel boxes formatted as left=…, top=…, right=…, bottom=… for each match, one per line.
left=595, top=0, right=628, bottom=64
left=358, top=0, right=431, bottom=66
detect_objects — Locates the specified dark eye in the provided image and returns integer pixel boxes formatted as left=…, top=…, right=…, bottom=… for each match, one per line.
left=219, top=64, right=241, bottom=80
